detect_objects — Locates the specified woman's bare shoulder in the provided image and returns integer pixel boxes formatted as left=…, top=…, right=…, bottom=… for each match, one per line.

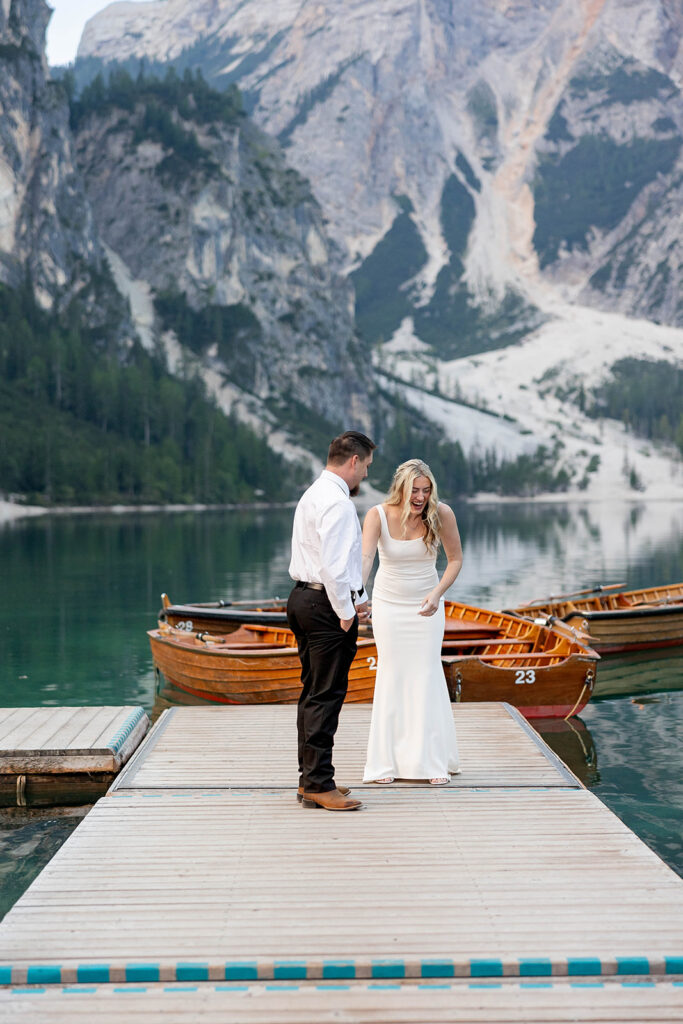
left=437, top=501, right=456, bottom=521
left=363, top=504, right=382, bottom=527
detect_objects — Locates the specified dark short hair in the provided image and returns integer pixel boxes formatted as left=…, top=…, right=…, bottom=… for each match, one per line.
left=327, top=430, right=377, bottom=465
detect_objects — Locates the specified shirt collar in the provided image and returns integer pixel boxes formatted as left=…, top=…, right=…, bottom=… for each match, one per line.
left=320, top=469, right=350, bottom=497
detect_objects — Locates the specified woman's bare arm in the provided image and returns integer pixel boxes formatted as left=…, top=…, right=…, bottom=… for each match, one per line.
left=419, top=503, right=463, bottom=616
left=361, top=506, right=381, bottom=587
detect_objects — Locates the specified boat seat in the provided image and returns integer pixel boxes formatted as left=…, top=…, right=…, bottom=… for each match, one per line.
left=214, top=642, right=292, bottom=651
left=441, top=639, right=532, bottom=650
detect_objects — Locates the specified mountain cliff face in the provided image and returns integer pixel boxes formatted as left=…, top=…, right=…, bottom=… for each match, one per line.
left=78, top=0, right=683, bottom=337
left=0, top=0, right=124, bottom=327
left=0, top=2, right=372, bottom=466
left=70, top=72, right=370, bottom=431
left=74, top=0, right=683, bottom=500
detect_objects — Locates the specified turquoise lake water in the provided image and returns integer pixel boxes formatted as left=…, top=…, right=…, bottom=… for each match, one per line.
left=1, top=500, right=682, bottom=918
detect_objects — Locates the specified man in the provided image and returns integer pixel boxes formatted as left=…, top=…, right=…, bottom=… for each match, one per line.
left=287, top=430, right=377, bottom=811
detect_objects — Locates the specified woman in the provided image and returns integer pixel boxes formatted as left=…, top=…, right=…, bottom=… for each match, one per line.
left=362, top=459, right=463, bottom=785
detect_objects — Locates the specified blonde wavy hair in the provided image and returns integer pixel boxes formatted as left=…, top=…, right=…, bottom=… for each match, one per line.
left=386, top=459, right=441, bottom=553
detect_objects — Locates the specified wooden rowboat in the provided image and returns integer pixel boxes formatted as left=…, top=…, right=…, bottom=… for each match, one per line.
left=150, top=601, right=598, bottom=718
left=508, top=582, right=683, bottom=654
left=441, top=602, right=598, bottom=718
left=159, top=594, right=288, bottom=633
left=149, top=623, right=378, bottom=704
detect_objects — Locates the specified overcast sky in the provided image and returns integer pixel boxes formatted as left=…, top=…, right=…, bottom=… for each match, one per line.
left=46, top=0, right=156, bottom=66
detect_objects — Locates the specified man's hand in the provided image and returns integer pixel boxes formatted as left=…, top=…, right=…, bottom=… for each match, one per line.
left=355, top=600, right=370, bottom=623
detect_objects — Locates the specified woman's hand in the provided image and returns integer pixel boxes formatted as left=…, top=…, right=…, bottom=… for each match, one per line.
left=418, top=593, right=440, bottom=617
left=356, top=601, right=371, bottom=623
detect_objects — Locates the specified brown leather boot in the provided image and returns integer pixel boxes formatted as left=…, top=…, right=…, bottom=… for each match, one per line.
left=297, top=784, right=350, bottom=803
left=301, top=788, right=362, bottom=811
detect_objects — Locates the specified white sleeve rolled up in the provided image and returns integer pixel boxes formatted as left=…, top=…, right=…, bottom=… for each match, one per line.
left=317, top=500, right=360, bottom=621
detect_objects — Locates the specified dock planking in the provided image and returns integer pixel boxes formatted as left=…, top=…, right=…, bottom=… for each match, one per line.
left=0, top=706, right=149, bottom=806
left=111, top=702, right=578, bottom=791
left=0, top=702, right=681, bottom=1020
left=2, top=978, right=683, bottom=1022
left=0, top=706, right=149, bottom=774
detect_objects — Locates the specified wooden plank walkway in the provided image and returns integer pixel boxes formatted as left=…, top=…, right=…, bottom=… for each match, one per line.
left=112, top=703, right=578, bottom=791
left=1, top=789, right=682, bottom=979
left=0, top=706, right=149, bottom=773
left=0, top=706, right=150, bottom=806
left=0, top=703, right=681, bottom=1021
left=3, top=977, right=683, bottom=1022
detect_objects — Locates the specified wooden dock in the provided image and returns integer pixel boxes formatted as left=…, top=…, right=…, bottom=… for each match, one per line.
left=0, top=703, right=681, bottom=1022
left=0, top=706, right=149, bottom=806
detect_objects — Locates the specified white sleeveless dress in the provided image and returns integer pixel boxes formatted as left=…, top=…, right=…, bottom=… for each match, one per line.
left=363, top=504, right=460, bottom=782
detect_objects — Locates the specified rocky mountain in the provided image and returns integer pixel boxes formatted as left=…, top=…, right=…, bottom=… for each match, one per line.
left=75, top=0, right=683, bottom=500
left=0, top=0, right=125, bottom=329
left=78, top=0, right=683, bottom=333
left=0, top=0, right=373, bottom=492
left=69, top=70, right=371, bottom=441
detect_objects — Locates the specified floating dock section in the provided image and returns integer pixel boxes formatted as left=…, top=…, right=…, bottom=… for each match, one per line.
left=0, top=703, right=681, bottom=1022
left=0, top=706, right=149, bottom=806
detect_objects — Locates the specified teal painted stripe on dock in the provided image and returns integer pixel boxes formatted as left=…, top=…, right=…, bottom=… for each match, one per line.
left=273, top=960, right=307, bottom=980
left=106, top=707, right=146, bottom=754
left=0, top=967, right=11, bottom=984
left=621, top=982, right=656, bottom=988
left=176, top=962, right=209, bottom=981
left=215, top=986, right=250, bottom=992
left=519, top=958, right=552, bottom=976
left=77, top=964, right=110, bottom=983
left=470, top=959, right=503, bottom=977
left=27, top=966, right=61, bottom=984
left=521, top=983, right=553, bottom=989
left=12, top=989, right=45, bottom=995
left=322, top=960, right=355, bottom=979
left=665, top=956, right=683, bottom=973
left=570, top=982, right=604, bottom=988
left=469, top=983, right=502, bottom=989
left=125, top=963, right=159, bottom=982
left=114, top=986, right=147, bottom=993
left=567, top=957, right=602, bottom=976
left=166, top=986, right=199, bottom=992
left=317, top=984, right=352, bottom=990
left=371, top=960, right=405, bottom=979
left=421, top=959, right=455, bottom=978
left=62, top=987, right=97, bottom=994
left=368, top=983, right=402, bottom=989
left=266, top=984, right=300, bottom=991
left=616, top=957, right=650, bottom=975
left=224, top=962, right=258, bottom=981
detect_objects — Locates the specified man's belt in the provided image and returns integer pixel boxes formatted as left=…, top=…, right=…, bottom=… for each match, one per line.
left=295, top=581, right=366, bottom=601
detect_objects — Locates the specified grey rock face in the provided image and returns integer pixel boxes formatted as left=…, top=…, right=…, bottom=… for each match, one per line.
left=72, top=83, right=371, bottom=425
left=78, top=0, right=683, bottom=332
left=536, top=50, right=683, bottom=325
left=0, top=0, right=124, bottom=328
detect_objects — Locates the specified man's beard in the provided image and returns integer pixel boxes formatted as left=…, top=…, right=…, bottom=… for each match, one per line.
left=350, top=484, right=360, bottom=497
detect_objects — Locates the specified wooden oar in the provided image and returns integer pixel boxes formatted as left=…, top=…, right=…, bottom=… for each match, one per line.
left=521, top=582, right=626, bottom=607
left=158, top=623, right=232, bottom=643
left=160, top=592, right=286, bottom=611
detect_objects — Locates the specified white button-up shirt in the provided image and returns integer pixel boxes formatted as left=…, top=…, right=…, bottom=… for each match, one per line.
left=289, top=470, right=364, bottom=620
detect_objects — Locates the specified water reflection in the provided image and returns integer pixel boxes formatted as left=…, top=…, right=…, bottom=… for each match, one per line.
left=593, top=649, right=683, bottom=701
left=450, top=499, right=683, bottom=609
left=0, top=807, right=87, bottom=920
left=533, top=717, right=599, bottom=788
